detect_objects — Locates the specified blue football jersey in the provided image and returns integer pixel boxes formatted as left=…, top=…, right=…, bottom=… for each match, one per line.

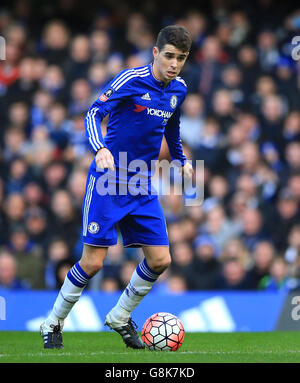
left=84, top=63, right=187, bottom=183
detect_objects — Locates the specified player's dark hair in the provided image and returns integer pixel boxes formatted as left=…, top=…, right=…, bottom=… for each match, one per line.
left=156, top=25, right=192, bottom=53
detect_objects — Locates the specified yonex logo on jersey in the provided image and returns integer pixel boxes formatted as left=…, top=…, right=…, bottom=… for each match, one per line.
left=88, top=222, right=100, bottom=234
left=133, top=104, right=173, bottom=119
left=147, top=108, right=173, bottom=119
left=99, top=88, right=114, bottom=102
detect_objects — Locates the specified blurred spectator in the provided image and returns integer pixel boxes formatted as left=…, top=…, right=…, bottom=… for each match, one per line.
left=240, top=208, right=269, bottom=251
left=201, top=204, right=241, bottom=252
left=180, top=93, right=205, bottom=149
left=219, top=64, right=246, bottom=108
left=285, top=142, right=300, bottom=174
left=45, top=237, right=72, bottom=290
left=69, top=79, right=92, bottom=115
left=24, top=206, right=48, bottom=250
left=156, top=272, right=188, bottom=294
left=101, top=277, right=121, bottom=292
left=184, top=35, right=225, bottom=104
left=220, top=237, right=251, bottom=270
left=119, top=260, right=138, bottom=290
left=31, top=89, right=53, bottom=128
left=160, top=187, right=184, bottom=222
left=49, top=189, right=81, bottom=250
left=269, top=189, right=300, bottom=251
left=67, top=168, right=88, bottom=208
left=5, top=57, right=37, bottom=107
left=260, top=95, right=286, bottom=150
left=193, top=116, right=226, bottom=172
left=246, top=240, right=276, bottom=289
left=186, top=234, right=221, bottom=290
left=258, top=257, right=295, bottom=292
left=228, top=11, right=251, bottom=49
left=207, top=174, right=230, bottom=207
left=89, top=29, right=111, bottom=62
left=282, top=111, right=300, bottom=148
left=275, top=58, right=300, bottom=110
left=250, top=75, right=277, bottom=116
left=169, top=241, right=194, bottom=279
left=182, top=10, right=207, bottom=51
left=63, top=35, right=91, bottom=85
left=88, top=62, right=109, bottom=100
left=4, top=193, right=26, bottom=229
left=227, top=141, right=262, bottom=191
left=260, top=142, right=285, bottom=179
left=257, top=30, right=280, bottom=73
left=238, top=111, right=261, bottom=143
left=237, top=45, right=260, bottom=95
left=42, top=161, right=68, bottom=196
left=288, top=173, right=300, bottom=204
left=23, top=181, right=46, bottom=208
left=216, top=257, right=250, bottom=290
left=7, top=225, right=45, bottom=289
left=0, top=249, right=29, bottom=289
left=40, top=65, right=67, bottom=102
left=178, top=216, right=197, bottom=243
left=8, top=101, right=30, bottom=132
left=105, top=54, right=124, bottom=81
left=225, top=122, right=248, bottom=168
left=23, top=126, right=55, bottom=172
left=39, top=20, right=70, bottom=66
left=167, top=220, right=187, bottom=245
left=211, top=89, right=236, bottom=133
left=55, top=259, right=73, bottom=289
left=6, top=157, right=31, bottom=193
left=284, top=224, right=300, bottom=265
left=46, top=103, right=71, bottom=149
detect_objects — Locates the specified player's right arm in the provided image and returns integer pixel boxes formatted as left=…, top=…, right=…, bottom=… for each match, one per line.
left=84, top=68, right=142, bottom=169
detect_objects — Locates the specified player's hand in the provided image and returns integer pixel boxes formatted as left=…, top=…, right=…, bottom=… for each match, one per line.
left=178, top=161, right=194, bottom=179
left=95, top=148, right=115, bottom=171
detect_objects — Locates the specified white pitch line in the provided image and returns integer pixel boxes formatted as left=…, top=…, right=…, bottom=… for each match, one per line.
left=1, top=350, right=300, bottom=358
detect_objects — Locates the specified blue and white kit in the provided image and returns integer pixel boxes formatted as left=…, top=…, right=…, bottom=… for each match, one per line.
left=83, top=63, right=187, bottom=247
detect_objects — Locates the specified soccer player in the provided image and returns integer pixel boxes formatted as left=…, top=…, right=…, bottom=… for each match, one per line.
left=40, top=25, right=193, bottom=349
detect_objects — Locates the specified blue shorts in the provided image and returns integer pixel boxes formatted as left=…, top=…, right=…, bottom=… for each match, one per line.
left=82, top=173, right=169, bottom=247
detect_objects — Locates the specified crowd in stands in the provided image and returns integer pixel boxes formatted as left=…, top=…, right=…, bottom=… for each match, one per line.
left=0, top=0, right=300, bottom=293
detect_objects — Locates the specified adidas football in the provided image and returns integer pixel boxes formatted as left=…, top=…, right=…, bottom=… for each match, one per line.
left=141, top=312, right=185, bottom=351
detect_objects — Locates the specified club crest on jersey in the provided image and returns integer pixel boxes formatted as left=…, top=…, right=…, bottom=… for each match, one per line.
left=99, top=88, right=114, bottom=102
left=170, top=95, right=177, bottom=109
left=88, top=221, right=100, bottom=234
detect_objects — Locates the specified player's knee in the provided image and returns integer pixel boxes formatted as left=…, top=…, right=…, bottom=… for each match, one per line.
left=151, top=255, right=171, bottom=273
left=80, top=245, right=107, bottom=276
left=80, top=257, right=103, bottom=276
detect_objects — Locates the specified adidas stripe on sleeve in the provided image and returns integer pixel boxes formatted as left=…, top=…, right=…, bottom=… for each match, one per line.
left=84, top=66, right=150, bottom=153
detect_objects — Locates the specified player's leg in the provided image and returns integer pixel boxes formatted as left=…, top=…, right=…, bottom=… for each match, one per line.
left=106, top=194, right=170, bottom=325
left=106, top=245, right=170, bottom=323
left=105, top=245, right=170, bottom=349
left=40, top=245, right=108, bottom=349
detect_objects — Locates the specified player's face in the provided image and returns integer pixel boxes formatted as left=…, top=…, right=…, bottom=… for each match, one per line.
left=152, top=44, right=189, bottom=84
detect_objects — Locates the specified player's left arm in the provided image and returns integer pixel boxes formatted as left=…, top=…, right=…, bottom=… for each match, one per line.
left=164, top=104, right=194, bottom=180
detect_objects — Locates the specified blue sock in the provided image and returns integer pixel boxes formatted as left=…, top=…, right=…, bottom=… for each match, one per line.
left=67, top=262, right=91, bottom=288
left=109, top=258, right=162, bottom=322
left=47, top=262, right=91, bottom=324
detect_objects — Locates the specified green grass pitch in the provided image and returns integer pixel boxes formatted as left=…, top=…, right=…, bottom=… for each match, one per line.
left=0, top=331, right=300, bottom=363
